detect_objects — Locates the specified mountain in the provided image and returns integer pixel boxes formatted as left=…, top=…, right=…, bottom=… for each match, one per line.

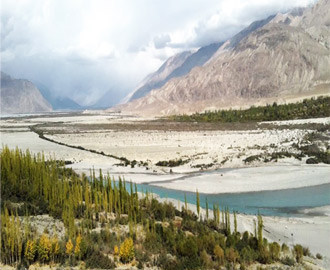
left=1, top=72, right=52, bottom=114
left=122, top=51, right=193, bottom=103
left=36, top=83, right=83, bottom=110
left=118, top=0, right=330, bottom=116
left=88, top=90, right=117, bottom=109
left=123, top=42, right=223, bottom=103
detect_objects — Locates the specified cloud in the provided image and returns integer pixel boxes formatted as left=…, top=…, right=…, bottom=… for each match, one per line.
left=0, top=0, right=317, bottom=106
left=153, top=34, right=171, bottom=49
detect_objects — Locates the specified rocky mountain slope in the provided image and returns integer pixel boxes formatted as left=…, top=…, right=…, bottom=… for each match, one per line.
left=122, top=42, right=223, bottom=103
left=1, top=72, right=52, bottom=114
left=118, top=0, right=330, bottom=116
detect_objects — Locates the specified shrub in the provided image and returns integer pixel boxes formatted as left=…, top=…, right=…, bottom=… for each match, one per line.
left=281, top=256, right=295, bottom=266
left=281, top=243, right=289, bottom=253
left=85, top=251, right=115, bottom=269
left=316, top=253, right=323, bottom=260
left=294, top=244, right=304, bottom=263
left=302, top=246, right=311, bottom=257
left=269, top=242, right=280, bottom=261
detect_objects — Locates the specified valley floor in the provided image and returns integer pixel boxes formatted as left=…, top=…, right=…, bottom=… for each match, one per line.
left=1, top=112, right=330, bottom=259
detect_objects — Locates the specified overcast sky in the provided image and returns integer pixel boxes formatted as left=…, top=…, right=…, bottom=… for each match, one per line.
left=1, top=0, right=316, bottom=106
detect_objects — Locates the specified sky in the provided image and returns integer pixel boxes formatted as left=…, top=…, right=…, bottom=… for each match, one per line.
left=1, top=0, right=317, bottom=106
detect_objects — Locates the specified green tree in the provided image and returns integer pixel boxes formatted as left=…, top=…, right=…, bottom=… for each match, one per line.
left=196, top=189, right=200, bottom=218
left=294, top=244, right=304, bottom=263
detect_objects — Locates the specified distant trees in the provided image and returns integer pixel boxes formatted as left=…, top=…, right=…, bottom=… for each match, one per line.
left=170, top=96, right=330, bottom=123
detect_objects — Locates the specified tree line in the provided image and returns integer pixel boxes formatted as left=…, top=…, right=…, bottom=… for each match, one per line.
left=170, top=96, right=330, bottom=123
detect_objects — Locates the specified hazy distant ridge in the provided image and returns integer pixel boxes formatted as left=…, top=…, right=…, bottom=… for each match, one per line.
left=1, top=72, right=52, bottom=114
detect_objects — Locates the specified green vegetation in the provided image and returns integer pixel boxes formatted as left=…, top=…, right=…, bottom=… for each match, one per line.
left=170, top=96, right=330, bottom=123
left=1, top=146, right=315, bottom=269
left=156, top=158, right=190, bottom=167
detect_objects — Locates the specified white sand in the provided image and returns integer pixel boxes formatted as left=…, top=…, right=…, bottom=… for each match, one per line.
left=151, top=164, right=330, bottom=193
left=46, top=128, right=310, bottom=172
left=263, top=117, right=330, bottom=126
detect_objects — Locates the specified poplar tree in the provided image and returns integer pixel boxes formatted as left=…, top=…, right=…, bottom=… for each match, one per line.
left=257, top=213, right=263, bottom=250
left=196, top=189, right=200, bottom=217
left=205, top=198, right=209, bottom=220
left=234, top=211, right=237, bottom=234
left=184, top=193, right=188, bottom=210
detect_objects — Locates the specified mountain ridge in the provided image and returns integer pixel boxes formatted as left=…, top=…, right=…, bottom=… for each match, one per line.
left=117, top=0, right=330, bottom=116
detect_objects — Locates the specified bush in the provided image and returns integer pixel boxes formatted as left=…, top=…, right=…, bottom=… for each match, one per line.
left=294, top=244, right=304, bottom=263
left=316, top=253, right=323, bottom=260
left=302, top=246, right=311, bottom=257
left=85, top=251, right=116, bottom=269
left=281, top=256, right=295, bottom=266
left=281, top=243, right=289, bottom=253
left=137, top=260, right=143, bottom=269
left=306, top=157, right=318, bottom=164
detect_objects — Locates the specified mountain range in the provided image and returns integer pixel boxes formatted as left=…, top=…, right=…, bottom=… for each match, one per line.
left=0, top=72, right=52, bottom=114
left=117, top=0, right=330, bottom=116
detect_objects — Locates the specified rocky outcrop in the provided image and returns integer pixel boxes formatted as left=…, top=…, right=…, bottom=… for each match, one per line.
left=119, top=0, right=330, bottom=116
left=1, top=72, right=52, bottom=114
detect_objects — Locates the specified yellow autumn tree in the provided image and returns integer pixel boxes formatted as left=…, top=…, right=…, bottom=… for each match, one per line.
left=51, top=236, right=60, bottom=262
left=114, top=245, right=119, bottom=256
left=74, top=234, right=82, bottom=259
left=66, top=239, right=74, bottom=258
left=119, top=237, right=134, bottom=263
left=24, top=239, right=36, bottom=264
left=38, top=234, right=51, bottom=263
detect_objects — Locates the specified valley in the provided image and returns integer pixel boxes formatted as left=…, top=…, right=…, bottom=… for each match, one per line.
left=1, top=107, right=330, bottom=267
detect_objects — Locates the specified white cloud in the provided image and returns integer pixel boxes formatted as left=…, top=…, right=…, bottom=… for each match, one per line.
left=0, top=0, right=317, bottom=106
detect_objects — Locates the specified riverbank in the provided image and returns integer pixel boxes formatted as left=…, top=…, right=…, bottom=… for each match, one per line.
left=149, top=164, right=330, bottom=194
left=157, top=195, right=330, bottom=259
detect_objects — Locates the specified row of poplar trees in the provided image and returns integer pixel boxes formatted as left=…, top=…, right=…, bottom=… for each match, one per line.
left=0, top=146, right=140, bottom=265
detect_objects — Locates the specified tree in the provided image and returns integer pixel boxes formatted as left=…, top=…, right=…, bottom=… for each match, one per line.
left=200, top=249, right=212, bottom=269
left=119, top=237, right=134, bottom=263
left=38, top=234, right=51, bottom=263
left=269, top=242, right=280, bottom=261
left=74, top=234, right=82, bottom=259
left=196, top=189, right=200, bottom=218
left=257, top=214, right=263, bottom=250
left=184, top=193, right=188, bottom=210
left=226, top=247, right=239, bottom=265
left=51, top=236, right=60, bottom=263
left=25, top=240, right=36, bottom=264
left=114, top=245, right=119, bottom=256
left=214, top=244, right=224, bottom=266
left=66, top=239, right=74, bottom=258
left=205, top=198, right=209, bottom=220
left=234, top=211, right=237, bottom=234
left=294, top=244, right=304, bottom=263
